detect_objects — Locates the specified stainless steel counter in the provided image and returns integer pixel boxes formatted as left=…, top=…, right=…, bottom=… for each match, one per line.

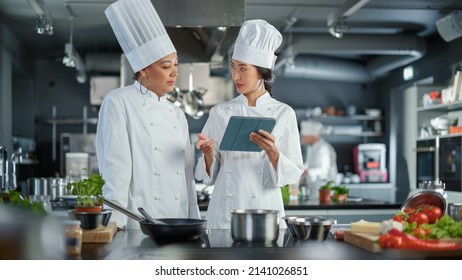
left=77, top=228, right=462, bottom=260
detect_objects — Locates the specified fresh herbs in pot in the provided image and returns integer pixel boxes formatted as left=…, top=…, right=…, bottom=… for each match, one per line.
left=67, top=173, right=105, bottom=207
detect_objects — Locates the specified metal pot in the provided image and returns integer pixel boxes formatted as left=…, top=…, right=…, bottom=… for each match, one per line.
left=27, top=177, right=49, bottom=197
left=103, top=198, right=207, bottom=244
left=230, top=209, right=279, bottom=244
left=400, top=189, right=448, bottom=214
left=48, top=177, right=67, bottom=201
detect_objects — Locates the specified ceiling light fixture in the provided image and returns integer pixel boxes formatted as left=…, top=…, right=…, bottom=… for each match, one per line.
left=62, top=16, right=87, bottom=83
left=27, top=0, right=53, bottom=35
left=328, top=17, right=349, bottom=38
left=35, top=14, right=53, bottom=35
left=327, top=0, right=370, bottom=38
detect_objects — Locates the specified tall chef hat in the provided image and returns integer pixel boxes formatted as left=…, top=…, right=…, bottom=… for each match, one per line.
left=232, top=19, right=282, bottom=69
left=300, top=120, right=324, bottom=136
left=105, top=0, right=176, bottom=73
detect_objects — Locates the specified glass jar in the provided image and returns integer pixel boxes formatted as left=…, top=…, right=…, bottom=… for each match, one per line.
left=64, top=220, right=82, bottom=255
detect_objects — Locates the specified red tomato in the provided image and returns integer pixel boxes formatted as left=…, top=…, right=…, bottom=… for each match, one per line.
left=393, top=213, right=406, bottom=223
left=412, top=227, right=427, bottom=238
left=408, top=212, right=429, bottom=225
left=427, top=206, right=443, bottom=224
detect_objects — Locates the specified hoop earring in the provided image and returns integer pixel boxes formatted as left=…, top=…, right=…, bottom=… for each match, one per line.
left=139, top=75, right=150, bottom=95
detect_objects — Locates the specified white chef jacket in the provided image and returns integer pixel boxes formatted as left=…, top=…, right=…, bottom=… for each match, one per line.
left=304, top=138, right=338, bottom=198
left=195, top=93, right=304, bottom=229
left=96, top=81, right=200, bottom=229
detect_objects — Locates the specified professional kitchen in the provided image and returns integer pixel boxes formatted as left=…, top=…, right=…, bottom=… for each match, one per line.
left=2, top=0, right=462, bottom=263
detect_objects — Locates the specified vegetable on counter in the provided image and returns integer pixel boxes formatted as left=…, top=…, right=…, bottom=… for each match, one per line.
left=0, top=190, right=46, bottom=216
left=379, top=228, right=460, bottom=250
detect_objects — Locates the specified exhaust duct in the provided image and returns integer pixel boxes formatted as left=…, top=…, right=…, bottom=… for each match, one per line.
left=277, top=34, right=426, bottom=82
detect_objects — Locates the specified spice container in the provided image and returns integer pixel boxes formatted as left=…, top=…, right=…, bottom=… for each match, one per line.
left=64, top=220, right=82, bottom=255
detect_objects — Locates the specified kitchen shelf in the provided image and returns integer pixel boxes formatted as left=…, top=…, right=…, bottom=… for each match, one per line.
left=323, top=131, right=384, bottom=137
left=417, top=100, right=462, bottom=112
left=308, top=115, right=383, bottom=121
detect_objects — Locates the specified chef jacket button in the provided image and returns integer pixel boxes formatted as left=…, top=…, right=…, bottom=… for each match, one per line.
left=142, top=103, right=146, bottom=106
left=228, top=193, right=232, bottom=197
left=252, top=194, right=257, bottom=198
left=176, top=171, right=182, bottom=175
left=154, top=146, right=158, bottom=150
left=174, top=126, right=177, bottom=129
left=268, top=107, right=272, bottom=111
left=150, top=122, right=155, bottom=126
left=256, top=171, right=261, bottom=175
left=228, top=170, right=232, bottom=174
left=175, top=196, right=180, bottom=200
left=154, top=172, right=160, bottom=176
left=227, top=218, right=231, bottom=222
left=154, top=196, right=160, bottom=200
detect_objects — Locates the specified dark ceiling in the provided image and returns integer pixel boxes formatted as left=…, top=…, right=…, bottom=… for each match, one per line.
left=1, top=0, right=462, bottom=80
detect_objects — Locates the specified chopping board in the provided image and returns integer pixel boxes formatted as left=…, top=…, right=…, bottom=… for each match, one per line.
left=344, top=230, right=381, bottom=253
left=82, top=222, right=117, bottom=243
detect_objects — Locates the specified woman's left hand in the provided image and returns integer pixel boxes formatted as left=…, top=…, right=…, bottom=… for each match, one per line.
left=250, top=129, right=279, bottom=168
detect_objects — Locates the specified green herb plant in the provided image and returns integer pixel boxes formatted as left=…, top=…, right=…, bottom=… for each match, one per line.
left=67, top=173, right=105, bottom=207
left=332, top=185, right=349, bottom=196
left=320, top=180, right=335, bottom=190
left=0, top=190, right=47, bottom=216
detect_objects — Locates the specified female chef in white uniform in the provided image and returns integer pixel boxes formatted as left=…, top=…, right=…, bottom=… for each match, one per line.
left=96, top=0, right=200, bottom=229
left=195, top=19, right=305, bottom=229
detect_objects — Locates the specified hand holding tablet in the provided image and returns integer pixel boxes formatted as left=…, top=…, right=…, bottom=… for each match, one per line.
left=219, top=116, right=276, bottom=152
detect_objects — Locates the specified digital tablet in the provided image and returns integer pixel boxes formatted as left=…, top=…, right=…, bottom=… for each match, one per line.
left=219, top=116, right=276, bottom=152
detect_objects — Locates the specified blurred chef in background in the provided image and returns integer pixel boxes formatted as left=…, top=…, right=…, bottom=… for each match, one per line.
left=300, top=120, right=338, bottom=199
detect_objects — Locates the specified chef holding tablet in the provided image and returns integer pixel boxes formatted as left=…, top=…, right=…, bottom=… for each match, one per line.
left=195, top=19, right=304, bottom=229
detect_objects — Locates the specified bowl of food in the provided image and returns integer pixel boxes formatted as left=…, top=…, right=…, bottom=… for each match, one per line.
left=400, top=190, right=447, bottom=214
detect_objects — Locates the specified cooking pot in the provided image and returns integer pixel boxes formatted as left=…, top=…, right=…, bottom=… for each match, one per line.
left=103, top=198, right=207, bottom=244
left=400, top=189, right=448, bottom=214
left=230, top=209, right=279, bottom=244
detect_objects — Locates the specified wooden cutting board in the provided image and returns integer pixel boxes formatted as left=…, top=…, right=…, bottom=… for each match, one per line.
left=344, top=230, right=381, bottom=253
left=82, top=222, right=117, bottom=243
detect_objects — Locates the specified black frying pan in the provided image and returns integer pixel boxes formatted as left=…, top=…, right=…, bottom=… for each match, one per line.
left=103, top=198, right=207, bottom=244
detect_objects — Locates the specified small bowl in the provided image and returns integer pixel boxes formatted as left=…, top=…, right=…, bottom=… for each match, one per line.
left=67, top=209, right=112, bottom=230
left=282, top=216, right=300, bottom=238
left=448, top=203, right=462, bottom=221
left=283, top=216, right=325, bottom=239
left=365, top=109, right=381, bottom=117
left=291, top=217, right=332, bottom=241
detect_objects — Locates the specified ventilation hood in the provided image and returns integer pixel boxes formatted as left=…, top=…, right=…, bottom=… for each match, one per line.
left=276, top=33, right=426, bottom=82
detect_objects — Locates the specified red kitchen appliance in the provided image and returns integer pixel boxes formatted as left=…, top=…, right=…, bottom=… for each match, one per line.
left=353, top=143, right=388, bottom=183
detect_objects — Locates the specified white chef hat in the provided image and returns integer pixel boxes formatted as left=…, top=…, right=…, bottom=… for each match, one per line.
left=300, top=120, right=324, bottom=136
left=105, top=0, right=176, bottom=73
left=232, top=19, right=282, bottom=69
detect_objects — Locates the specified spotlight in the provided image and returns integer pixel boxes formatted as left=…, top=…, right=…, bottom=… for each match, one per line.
left=63, top=43, right=76, bottom=67
left=328, top=17, right=349, bottom=38
left=35, top=14, right=53, bottom=35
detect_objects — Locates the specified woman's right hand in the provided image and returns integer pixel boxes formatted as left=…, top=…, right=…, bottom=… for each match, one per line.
left=196, top=133, right=215, bottom=175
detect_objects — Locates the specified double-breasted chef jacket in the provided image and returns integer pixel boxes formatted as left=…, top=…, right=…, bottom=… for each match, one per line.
left=96, top=81, right=200, bottom=229
left=195, top=93, right=305, bottom=229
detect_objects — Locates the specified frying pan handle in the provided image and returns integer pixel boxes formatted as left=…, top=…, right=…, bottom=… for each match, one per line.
left=103, top=198, right=144, bottom=222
